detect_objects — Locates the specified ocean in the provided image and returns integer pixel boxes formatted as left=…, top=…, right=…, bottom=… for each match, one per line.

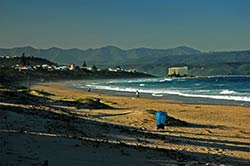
left=71, top=76, right=250, bottom=106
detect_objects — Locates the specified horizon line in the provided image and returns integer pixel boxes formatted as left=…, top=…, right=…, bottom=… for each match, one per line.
left=0, top=45, right=250, bottom=53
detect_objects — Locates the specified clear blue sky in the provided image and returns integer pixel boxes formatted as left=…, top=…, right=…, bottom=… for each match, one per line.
left=0, top=0, right=249, bottom=51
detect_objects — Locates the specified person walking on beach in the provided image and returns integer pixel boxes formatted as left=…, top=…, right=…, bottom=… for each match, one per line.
left=136, top=90, right=139, bottom=98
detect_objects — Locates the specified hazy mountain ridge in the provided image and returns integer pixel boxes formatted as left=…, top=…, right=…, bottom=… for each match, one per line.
left=0, top=46, right=249, bottom=76
left=154, top=50, right=250, bottom=65
left=0, top=45, right=202, bottom=64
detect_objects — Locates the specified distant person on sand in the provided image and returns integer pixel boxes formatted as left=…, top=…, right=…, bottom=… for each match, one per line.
left=88, top=88, right=91, bottom=92
left=136, top=90, right=139, bottom=98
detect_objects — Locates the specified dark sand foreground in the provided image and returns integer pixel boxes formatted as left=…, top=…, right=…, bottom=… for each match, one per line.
left=1, top=82, right=250, bottom=165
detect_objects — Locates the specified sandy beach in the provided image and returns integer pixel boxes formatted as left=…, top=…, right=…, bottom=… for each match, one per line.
left=1, top=81, right=250, bottom=165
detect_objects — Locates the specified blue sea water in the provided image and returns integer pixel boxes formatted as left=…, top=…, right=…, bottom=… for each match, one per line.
left=73, top=76, right=250, bottom=104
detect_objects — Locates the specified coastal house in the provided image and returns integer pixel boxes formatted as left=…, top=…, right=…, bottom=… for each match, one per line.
left=55, top=65, right=68, bottom=70
left=108, top=67, right=122, bottom=72
left=14, top=64, right=33, bottom=71
left=168, top=66, right=188, bottom=77
left=81, top=66, right=92, bottom=71
left=127, top=69, right=136, bottom=73
left=67, top=64, right=75, bottom=70
left=108, top=68, right=117, bottom=72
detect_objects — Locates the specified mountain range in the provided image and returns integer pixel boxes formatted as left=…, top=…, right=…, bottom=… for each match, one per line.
left=0, top=46, right=249, bottom=76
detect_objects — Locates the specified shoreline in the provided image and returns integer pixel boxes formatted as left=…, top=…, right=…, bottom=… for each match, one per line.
left=58, top=80, right=250, bottom=107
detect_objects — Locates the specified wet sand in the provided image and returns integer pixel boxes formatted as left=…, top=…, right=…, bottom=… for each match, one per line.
left=63, top=80, right=250, bottom=107
left=1, top=81, right=250, bottom=165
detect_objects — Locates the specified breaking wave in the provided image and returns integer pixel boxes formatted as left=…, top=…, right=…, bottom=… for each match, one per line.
left=85, top=85, right=250, bottom=102
left=77, top=76, right=250, bottom=103
left=219, top=90, right=237, bottom=94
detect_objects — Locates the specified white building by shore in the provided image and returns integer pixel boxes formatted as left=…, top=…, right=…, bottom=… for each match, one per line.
left=168, top=66, right=188, bottom=77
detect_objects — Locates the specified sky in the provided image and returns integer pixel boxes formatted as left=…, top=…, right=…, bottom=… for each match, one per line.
left=0, top=0, right=249, bottom=51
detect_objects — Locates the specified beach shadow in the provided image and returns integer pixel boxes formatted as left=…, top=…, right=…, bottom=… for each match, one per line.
left=0, top=89, right=115, bottom=110
left=0, top=90, right=49, bottom=105
left=92, top=112, right=132, bottom=118
left=2, top=103, right=250, bottom=164
left=165, top=130, right=250, bottom=140
left=181, top=150, right=250, bottom=165
left=139, top=130, right=250, bottom=152
left=32, top=89, right=55, bottom=96
left=170, top=131, right=250, bottom=147
left=51, top=99, right=114, bottom=109
left=165, top=115, right=223, bottom=129
left=146, top=110, right=219, bottom=128
left=2, top=130, right=250, bottom=166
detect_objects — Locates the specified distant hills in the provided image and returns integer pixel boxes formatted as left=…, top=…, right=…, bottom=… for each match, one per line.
left=0, top=46, right=249, bottom=76
left=0, top=46, right=201, bottom=65
left=0, top=56, right=56, bottom=67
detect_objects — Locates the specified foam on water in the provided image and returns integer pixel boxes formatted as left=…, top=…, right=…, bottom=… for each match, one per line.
left=160, top=78, right=172, bottom=82
left=76, top=77, right=250, bottom=103
left=152, top=93, right=164, bottom=97
left=219, top=90, right=237, bottom=95
left=85, top=84, right=250, bottom=102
